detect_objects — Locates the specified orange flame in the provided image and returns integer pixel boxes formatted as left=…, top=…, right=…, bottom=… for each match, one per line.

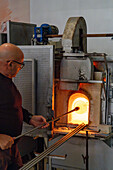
left=68, top=93, right=89, bottom=125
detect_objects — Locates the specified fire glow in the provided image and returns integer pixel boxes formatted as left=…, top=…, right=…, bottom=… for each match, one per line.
left=68, top=93, right=89, bottom=125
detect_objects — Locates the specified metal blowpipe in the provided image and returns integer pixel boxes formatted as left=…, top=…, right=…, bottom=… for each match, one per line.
left=15, top=107, right=80, bottom=140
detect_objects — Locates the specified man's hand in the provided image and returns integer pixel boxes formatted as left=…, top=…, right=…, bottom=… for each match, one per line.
left=0, top=134, right=14, bottom=150
left=29, top=115, right=49, bottom=128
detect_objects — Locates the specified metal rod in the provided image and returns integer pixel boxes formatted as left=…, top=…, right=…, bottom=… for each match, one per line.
left=86, top=52, right=107, bottom=57
left=86, top=131, right=89, bottom=170
left=45, top=33, right=113, bottom=38
left=15, top=107, right=79, bottom=140
left=82, top=34, right=113, bottom=37
left=55, top=78, right=103, bottom=84
left=103, top=54, right=109, bottom=124
left=46, top=34, right=62, bottom=38
left=35, top=153, right=67, bottom=159
left=19, top=123, right=86, bottom=170
left=103, top=54, right=108, bottom=71
left=102, top=83, right=106, bottom=100
left=105, top=69, right=110, bottom=124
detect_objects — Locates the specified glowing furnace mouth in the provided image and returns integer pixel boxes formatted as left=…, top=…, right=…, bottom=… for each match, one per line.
left=68, top=93, right=89, bottom=125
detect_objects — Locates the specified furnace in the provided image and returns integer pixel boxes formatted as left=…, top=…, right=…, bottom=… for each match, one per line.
left=52, top=17, right=112, bottom=136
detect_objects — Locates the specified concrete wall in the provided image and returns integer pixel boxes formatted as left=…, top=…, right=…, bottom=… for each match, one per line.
left=0, top=0, right=30, bottom=32
left=30, top=0, right=113, bottom=55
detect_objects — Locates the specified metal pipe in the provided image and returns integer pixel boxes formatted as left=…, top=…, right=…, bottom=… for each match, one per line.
left=105, top=68, right=110, bottom=124
left=86, top=131, right=89, bottom=170
left=15, top=107, right=80, bottom=140
left=82, top=33, right=113, bottom=37
left=103, top=54, right=108, bottom=71
left=35, top=153, right=67, bottom=159
left=45, top=33, right=113, bottom=38
left=45, top=34, right=62, bottom=38
left=102, top=54, right=109, bottom=124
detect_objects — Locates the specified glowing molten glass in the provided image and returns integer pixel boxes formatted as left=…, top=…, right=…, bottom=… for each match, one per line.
left=68, top=93, right=89, bottom=125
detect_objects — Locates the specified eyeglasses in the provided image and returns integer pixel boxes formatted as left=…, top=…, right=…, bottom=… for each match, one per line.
left=7, top=60, right=25, bottom=69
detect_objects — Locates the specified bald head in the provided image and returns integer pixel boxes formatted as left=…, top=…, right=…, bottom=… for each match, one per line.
left=0, top=43, right=24, bottom=61
left=0, top=43, right=24, bottom=78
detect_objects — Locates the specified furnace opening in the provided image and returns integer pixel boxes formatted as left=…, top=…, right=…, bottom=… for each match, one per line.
left=68, top=92, right=89, bottom=125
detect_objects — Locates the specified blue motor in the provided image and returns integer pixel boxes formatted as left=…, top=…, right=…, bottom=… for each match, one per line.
left=34, top=24, right=59, bottom=44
